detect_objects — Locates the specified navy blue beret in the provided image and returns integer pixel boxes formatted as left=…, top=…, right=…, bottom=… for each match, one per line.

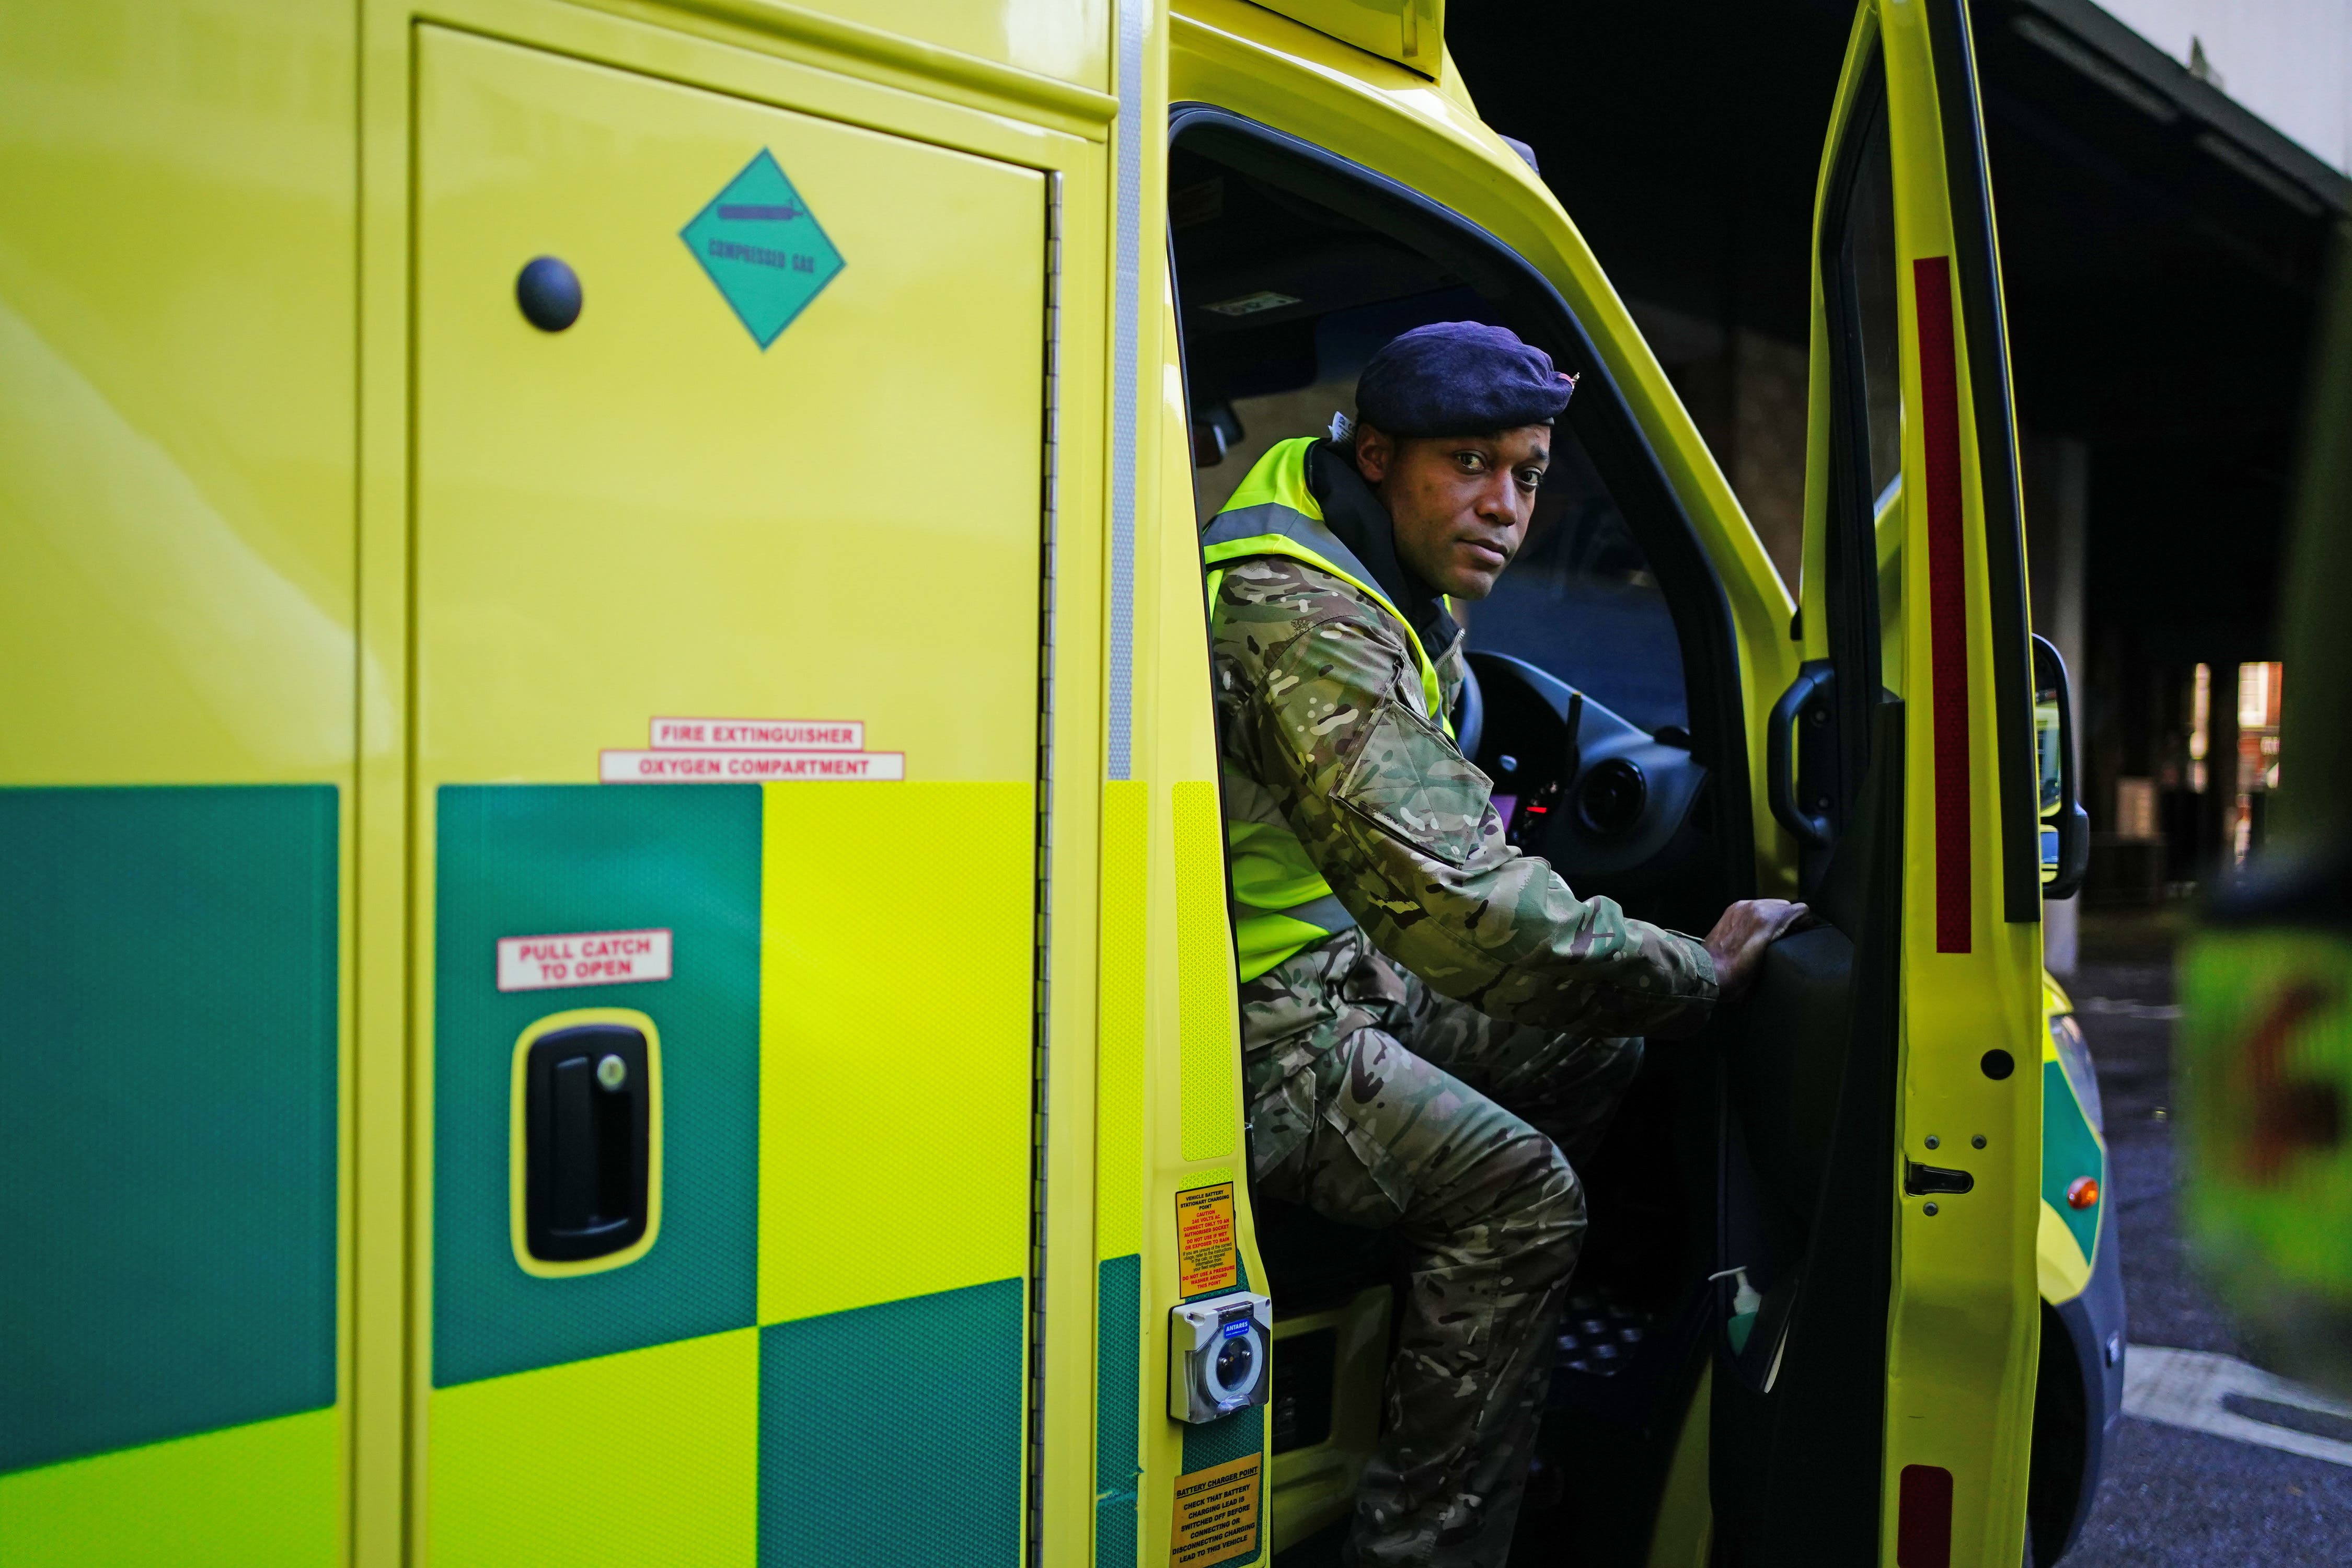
left=1354, top=321, right=1577, bottom=437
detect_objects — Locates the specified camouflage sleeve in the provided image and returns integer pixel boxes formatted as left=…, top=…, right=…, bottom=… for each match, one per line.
left=1220, top=568, right=1718, bottom=1038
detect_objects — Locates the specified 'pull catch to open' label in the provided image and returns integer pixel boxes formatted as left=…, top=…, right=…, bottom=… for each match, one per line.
left=498, top=929, right=673, bottom=992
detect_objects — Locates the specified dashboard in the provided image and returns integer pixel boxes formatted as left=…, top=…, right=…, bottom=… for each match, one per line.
left=1462, top=650, right=1724, bottom=936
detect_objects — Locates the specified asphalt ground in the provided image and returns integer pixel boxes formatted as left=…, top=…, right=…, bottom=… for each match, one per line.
left=2058, top=932, right=2352, bottom=1566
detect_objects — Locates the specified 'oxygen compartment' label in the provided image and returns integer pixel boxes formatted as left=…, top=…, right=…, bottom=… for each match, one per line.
left=601, top=750, right=904, bottom=782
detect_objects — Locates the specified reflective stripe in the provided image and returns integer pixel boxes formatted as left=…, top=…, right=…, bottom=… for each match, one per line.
left=1262, top=891, right=1356, bottom=937
left=1200, top=504, right=1377, bottom=590
left=1232, top=910, right=1345, bottom=985
left=1104, top=0, right=1147, bottom=781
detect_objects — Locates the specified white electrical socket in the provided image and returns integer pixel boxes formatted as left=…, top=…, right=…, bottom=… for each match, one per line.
left=1169, top=1290, right=1273, bottom=1424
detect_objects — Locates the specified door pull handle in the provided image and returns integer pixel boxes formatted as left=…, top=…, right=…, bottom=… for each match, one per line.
left=1768, top=661, right=1837, bottom=849
left=523, top=1020, right=653, bottom=1264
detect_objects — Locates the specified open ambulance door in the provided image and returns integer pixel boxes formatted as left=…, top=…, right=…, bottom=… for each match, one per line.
left=1710, top=2, right=2044, bottom=1564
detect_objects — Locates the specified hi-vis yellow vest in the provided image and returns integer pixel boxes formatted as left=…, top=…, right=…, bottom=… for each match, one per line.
left=1204, top=437, right=1452, bottom=982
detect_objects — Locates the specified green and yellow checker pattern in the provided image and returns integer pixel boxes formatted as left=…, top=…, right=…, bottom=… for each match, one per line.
left=0, top=786, right=341, bottom=1567
left=429, top=781, right=1034, bottom=1565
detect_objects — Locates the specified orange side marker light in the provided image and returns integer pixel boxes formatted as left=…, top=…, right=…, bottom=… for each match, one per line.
left=2067, top=1175, right=2100, bottom=1210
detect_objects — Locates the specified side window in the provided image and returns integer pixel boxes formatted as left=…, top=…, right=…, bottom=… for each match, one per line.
left=1845, top=104, right=1901, bottom=508
left=1825, top=79, right=1902, bottom=689
left=1178, top=157, right=1690, bottom=737
left=1786, top=61, right=1903, bottom=883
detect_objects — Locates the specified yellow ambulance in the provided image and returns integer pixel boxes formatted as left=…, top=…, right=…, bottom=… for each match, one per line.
left=0, top=1, right=2108, bottom=1564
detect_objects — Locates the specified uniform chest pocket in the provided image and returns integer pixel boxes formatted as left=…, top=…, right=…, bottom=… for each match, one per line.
left=1333, top=700, right=1493, bottom=869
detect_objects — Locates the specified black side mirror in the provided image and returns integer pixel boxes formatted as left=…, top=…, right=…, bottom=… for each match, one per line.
left=2033, top=633, right=2090, bottom=902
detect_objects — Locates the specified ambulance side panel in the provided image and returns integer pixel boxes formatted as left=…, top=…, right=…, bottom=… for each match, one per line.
left=0, top=1, right=1217, bottom=1563
left=0, top=3, right=357, bottom=1561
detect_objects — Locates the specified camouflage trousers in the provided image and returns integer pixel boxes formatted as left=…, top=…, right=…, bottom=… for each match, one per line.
left=1242, top=928, right=1643, bottom=1568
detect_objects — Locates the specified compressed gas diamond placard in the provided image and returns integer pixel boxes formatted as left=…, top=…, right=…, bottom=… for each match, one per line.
left=679, top=149, right=844, bottom=349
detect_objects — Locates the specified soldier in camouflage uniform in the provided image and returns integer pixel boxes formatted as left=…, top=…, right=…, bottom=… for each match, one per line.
left=1207, top=324, right=1805, bottom=1566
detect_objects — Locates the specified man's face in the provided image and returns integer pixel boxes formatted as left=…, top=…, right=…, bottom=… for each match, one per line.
left=1355, top=423, right=1550, bottom=600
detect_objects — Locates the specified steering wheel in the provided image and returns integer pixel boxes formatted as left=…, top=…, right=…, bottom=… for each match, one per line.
left=1450, top=654, right=1485, bottom=763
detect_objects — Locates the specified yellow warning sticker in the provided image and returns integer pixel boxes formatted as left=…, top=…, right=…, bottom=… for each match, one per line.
left=1170, top=1451, right=1262, bottom=1567
left=1175, top=1182, right=1238, bottom=1296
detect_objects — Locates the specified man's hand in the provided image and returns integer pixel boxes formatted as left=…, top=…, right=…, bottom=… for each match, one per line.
left=1703, top=899, right=1814, bottom=1003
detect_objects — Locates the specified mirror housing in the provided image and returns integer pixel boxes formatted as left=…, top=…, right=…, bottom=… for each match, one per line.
left=2033, top=633, right=2090, bottom=902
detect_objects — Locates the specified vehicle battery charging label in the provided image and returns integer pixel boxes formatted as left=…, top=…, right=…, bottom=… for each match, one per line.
left=1175, top=1183, right=1238, bottom=1296
left=497, top=928, right=672, bottom=991
left=1170, top=1452, right=1261, bottom=1568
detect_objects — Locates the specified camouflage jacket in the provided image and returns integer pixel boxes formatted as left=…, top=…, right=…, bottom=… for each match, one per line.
left=1210, top=554, right=1719, bottom=1046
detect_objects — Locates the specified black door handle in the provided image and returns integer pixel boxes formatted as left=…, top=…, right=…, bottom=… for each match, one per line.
left=525, top=1022, right=651, bottom=1262
left=1769, top=661, right=1837, bottom=849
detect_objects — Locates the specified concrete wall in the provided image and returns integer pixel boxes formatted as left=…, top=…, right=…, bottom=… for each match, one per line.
left=2100, top=0, right=2352, bottom=175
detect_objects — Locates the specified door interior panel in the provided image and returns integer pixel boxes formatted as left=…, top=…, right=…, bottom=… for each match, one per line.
left=1728, top=925, right=1858, bottom=1256
left=1711, top=700, right=1903, bottom=1565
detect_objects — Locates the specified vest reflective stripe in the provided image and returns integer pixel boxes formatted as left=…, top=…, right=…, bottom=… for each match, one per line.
left=1270, top=891, right=1355, bottom=936
left=1206, top=437, right=1450, bottom=982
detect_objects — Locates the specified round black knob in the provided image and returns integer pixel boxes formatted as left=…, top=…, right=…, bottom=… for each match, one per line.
left=516, top=256, right=582, bottom=332
left=1980, top=1048, right=2015, bottom=1081
left=1574, top=757, right=1648, bottom=837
